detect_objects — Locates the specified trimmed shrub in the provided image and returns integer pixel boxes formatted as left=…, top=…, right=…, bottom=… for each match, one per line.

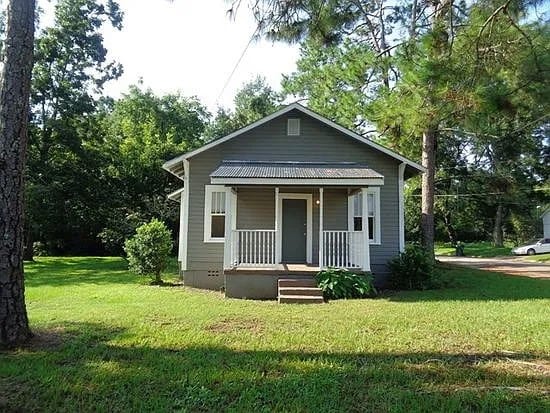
left=388, top=244, right=440, bottom=290
left=315, top=268, right=377, bottom=300
left=124, top=219, right=172, bottom=284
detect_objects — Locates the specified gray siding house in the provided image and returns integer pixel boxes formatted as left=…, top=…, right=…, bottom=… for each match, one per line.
left=163, top=103, right=424, bottom=298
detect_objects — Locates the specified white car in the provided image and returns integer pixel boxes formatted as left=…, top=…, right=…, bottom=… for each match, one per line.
left=512, top=238, right=550, bottom=255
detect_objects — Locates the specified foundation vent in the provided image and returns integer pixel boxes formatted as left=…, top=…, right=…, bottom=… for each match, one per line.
left=207, top=269, right=221, bottom=277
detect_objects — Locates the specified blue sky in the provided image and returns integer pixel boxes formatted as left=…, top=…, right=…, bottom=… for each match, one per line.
left=38, top=0, right=300, bottom=112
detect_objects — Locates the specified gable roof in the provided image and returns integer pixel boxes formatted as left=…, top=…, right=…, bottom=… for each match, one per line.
left=163, top=103, right=425, bottom=178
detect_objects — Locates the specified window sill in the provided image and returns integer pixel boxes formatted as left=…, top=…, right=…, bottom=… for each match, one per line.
left=204, top=238, right=225, bottom=243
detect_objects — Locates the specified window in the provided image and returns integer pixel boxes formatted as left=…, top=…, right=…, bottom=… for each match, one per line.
left=204, top=185, right=228, bottom=242
left=348, top=188, right=380, bottom=244
left=287, top=118, right=300, bottom=136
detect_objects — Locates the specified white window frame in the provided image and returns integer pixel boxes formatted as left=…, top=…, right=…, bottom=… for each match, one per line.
left=204, top=185, right=230, bottom=243
left=348, top=187, right=381, bottom=245
left=287, top=118, right=300, bottom=136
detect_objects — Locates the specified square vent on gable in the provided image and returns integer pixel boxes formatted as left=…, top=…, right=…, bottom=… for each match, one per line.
left=287, top=118, right=300, bottom=136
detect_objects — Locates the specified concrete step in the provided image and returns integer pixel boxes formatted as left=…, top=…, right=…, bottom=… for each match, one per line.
left=278, top=286, right=323, bottom=297
left=278, top=295, right=324, bottom=304
left=278, top=278, right=317, bottom=288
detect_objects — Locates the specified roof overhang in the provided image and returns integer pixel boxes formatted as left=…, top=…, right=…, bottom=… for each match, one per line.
left=210, top=161, right=384, bottom=186
left=162, top=103, right=426, bottom=179
left=211, top=177, right=384, bottom=186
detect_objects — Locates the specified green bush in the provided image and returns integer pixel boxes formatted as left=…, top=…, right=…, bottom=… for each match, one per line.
left=315, top=268, right=377, bottom=300
left=388, top=244, right=440, bottom=290
left=124, top=219, right=172, bottom=284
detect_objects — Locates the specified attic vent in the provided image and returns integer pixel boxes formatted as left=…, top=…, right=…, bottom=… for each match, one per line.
left=287, top=118, right=300, bottom=136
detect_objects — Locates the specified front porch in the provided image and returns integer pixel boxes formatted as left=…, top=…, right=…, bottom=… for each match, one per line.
left=218, top=185, right=378, bottom=273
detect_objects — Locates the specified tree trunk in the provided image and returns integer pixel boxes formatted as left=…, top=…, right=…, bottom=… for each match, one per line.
left=493, top=203, right=504, bottom=247
left=421, top=127, right=436, bottom=256
left=443, top=211, right=456, bottom=245
left=0, top=0, right=35, bottom=347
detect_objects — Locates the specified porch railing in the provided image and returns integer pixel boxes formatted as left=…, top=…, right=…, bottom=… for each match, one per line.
left=322, top=230, right=363, bottom=269
left=232, top=230, right=276, bottom=267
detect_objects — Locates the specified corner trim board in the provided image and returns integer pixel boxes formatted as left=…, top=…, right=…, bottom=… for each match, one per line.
left=398, top=162, right=406, bottom=252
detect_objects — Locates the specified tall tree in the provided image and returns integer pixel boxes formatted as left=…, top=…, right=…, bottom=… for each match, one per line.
left=205, top=76, right=281, bottom=139
left=99, top=85, right=209, bottom=253
left=26, top=0, right=123, bottom=257
left=0, top=0, right=35, bottom=346
left=234, top=0, right=547, bottom=254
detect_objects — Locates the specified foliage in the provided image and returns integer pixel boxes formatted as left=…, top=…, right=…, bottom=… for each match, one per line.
left=205, top=76, right=281, bottom=139
left=100, top=85, right=209, bottom=253
left=123, top=219, right=172, bottom=283
left=2, top=256, right=548, bottom=411
left=315, top=268, right=376, bottom=299
left=388, top=244, right=441, bottom=290
left=26, top=0, right=124, bottom=256
left=250, top=0, right=550, bottom=251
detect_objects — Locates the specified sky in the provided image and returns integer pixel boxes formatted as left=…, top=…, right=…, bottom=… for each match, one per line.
left=38, top=0, right=300, bottom=112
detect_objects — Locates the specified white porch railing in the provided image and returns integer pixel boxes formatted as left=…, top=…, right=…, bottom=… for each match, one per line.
left=232, top=230, right=276, bottom=267
left=322, top=230, right=363, bottom=269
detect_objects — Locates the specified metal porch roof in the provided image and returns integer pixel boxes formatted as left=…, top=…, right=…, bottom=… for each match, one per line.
left=210, top=161, right=384, bottom=180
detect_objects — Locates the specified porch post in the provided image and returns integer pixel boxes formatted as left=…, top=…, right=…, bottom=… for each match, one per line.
left=318, top=187, right=324, bottom=269
left=274, top=187, right=280, bottom=263
left=361, top=187, right=371, bottom=272
left=223, top=187, right=233, bottom=270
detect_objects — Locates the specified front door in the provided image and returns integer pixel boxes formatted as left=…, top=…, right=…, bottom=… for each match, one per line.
left=282, top=199, right=307, bottom=263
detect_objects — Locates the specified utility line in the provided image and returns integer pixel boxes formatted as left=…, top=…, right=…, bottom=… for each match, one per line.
left=215, top=26, right=259, bottom=106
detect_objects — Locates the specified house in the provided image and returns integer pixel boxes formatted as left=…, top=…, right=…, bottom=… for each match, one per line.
left=163, top=103, right=424, bottom=299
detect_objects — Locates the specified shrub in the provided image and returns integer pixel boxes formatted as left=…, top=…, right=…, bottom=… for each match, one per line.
left=388, top=244, right=440, bottom=290
left=124, top=219, right=172, bottom=284
left=315, top=268, right=377, bottom=300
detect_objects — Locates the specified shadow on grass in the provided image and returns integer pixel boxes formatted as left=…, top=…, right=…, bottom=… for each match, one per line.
left=1, top=322, right=548, bottom=412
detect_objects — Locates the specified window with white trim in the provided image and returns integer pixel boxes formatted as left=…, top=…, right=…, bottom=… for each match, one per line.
left=287, top=118, right=300, bottom=136
left=348, top=188, right=381, bottom=244
left=204, top=185, right=228, bottom=242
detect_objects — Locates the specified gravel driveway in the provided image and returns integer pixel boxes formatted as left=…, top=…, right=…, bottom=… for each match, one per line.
left=437, top=256, right=550, bottom=279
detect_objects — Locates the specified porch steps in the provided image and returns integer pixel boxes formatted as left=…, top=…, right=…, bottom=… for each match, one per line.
left=278, top=278, right=324, bottom=304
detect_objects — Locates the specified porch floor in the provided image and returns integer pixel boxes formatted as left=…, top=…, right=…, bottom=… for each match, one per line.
left=225, top=264, right=320, bottom=275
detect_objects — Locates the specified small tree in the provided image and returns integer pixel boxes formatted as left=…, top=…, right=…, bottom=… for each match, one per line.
left=124, top=219, right=172, bottom=284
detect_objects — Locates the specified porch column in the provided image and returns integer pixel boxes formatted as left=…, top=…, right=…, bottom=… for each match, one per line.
left=223, top=187, right=234, bottom=270
left=361, top=187, right=371, bottom=272
left=274, top=187, right=280, bottom=263
left=318, top=187, right=324, bottom=269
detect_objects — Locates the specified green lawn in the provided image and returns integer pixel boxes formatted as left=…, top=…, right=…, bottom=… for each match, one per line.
left=435, top=241, right=513, bottom=257
left=1, top=257, right=549, bottom=412
left=524, top=253, right=550, bottom=263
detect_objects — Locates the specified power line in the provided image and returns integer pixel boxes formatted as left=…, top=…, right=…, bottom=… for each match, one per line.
left=215, top=26, right=259, bottom=106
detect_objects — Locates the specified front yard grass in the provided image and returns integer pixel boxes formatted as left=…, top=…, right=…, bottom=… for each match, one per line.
left=1, top=257, right=549, bottom=412
left=524, top=253, right=550, bottom=263
left=435, top=241, right=513, bottom=257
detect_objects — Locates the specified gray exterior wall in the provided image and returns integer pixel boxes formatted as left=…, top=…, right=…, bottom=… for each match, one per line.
left=182, top=109, right=402, bottom=290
